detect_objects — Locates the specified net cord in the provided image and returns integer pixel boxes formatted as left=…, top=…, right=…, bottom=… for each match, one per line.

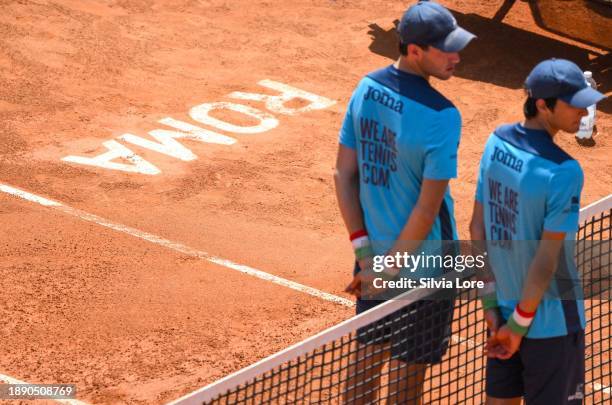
left=579, top=194, right=612, bottom=224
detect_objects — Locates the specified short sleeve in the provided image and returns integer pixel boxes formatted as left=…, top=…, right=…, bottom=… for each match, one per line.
left=339, top=93, right=357, bottom=149
left=544, top=160, right=584, bottom=234
left=423, top=107, right=461, bottom=180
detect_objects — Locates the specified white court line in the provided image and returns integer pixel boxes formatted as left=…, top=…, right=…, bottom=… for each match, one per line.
left=0, top=373, right=89, bottom=405
left=0, top=184, right=62, bottom=207
left=0, top=183, right=353, bottom=307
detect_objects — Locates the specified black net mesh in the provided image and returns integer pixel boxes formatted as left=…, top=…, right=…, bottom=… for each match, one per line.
left=177, top=197, right=611, bottom=405
left=579, top=202, right=611, bottom=403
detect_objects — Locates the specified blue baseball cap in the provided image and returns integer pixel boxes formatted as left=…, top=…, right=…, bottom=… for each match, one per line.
left=525, top=59, right=606, bottom=108
left=397, top=1, right=476, bottom=52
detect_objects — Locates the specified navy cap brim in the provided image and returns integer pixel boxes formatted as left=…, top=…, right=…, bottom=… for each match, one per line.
left=433, top=26, right=476, bottom=52
left=560, top=86, right=606, bottom=108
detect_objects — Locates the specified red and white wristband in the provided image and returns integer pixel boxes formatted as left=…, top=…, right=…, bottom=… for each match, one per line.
left=350, top=230, right=374, bottom=261
left=507, top=305, right=536, bottom=336
left=350, top=229, right=370, bottom=248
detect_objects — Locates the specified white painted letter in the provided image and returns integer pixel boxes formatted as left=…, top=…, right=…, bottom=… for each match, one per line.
left=62, top=140, right=160, bottom=175
left=229, top=79, right=337, bottom=116
left=158, top=117, right=237, bottom=145
left=189, top=102, right=278, bottom=134
left=119, top=132, right=197, bottom=161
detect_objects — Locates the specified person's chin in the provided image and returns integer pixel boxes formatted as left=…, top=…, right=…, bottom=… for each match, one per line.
left=434, top=71, right=454, bottom=81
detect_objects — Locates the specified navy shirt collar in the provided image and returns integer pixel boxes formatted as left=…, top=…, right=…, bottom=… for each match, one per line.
left=386, top=64, right=430, bottom=86
left=493, top=123, right=572, bottom=164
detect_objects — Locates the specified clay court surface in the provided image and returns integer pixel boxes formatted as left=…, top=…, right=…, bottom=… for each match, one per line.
left=0, top=0, right=610, bottom=404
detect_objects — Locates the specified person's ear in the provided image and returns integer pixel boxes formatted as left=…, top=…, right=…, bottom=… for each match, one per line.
left=406, top=43, right=422, bottom=59
left=535, top=99, right=549, bottom=114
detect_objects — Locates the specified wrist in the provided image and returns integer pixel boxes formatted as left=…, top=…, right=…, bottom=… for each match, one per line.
left=481, top=296, right=498, bottom=311
left=484, top=307, right=500, bottom=315
left=349, top=230, right=368, bottom=240
left=350, top=229, right=374, bottom=261
left=479, top=281, right=496, bottom=297
left=355, top=245, right=374, bottom=261
left=506, top=304, right=536, bottom=337
left=479, top=282, right=498, bottom=311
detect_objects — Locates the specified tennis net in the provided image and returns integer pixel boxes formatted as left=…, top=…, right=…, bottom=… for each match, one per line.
left=170, top=194, right=612, bottom=405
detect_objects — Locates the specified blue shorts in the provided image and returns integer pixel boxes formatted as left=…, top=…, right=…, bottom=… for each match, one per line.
left=354, top=263, right=455, bottom=364
left=486, top=330, right=585, bottom=404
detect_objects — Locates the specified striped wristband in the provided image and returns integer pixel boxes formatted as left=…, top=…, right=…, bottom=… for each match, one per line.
left=355, top=245, right=374, bottom=261
left=506, top=305, right=535, bottom=336
left=481, top=296, right=499, bottom=311
left=351, top=235, right=371, bottom=250
left=349, top=229, right=368, bottom=241
left=479, top=282, right=498, bottom=310
left=350, top=230, right=374, bottom=260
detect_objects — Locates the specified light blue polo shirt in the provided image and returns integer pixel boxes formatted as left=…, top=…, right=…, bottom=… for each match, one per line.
left=475, top=123, right=585, bottom=338
left=339, top=65, right=461, bottom=260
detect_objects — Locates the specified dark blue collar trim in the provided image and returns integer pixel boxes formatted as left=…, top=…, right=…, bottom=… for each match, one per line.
left=365, top=65, right=454, bottom=112
left=494, top=123, right=573, bottom=165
